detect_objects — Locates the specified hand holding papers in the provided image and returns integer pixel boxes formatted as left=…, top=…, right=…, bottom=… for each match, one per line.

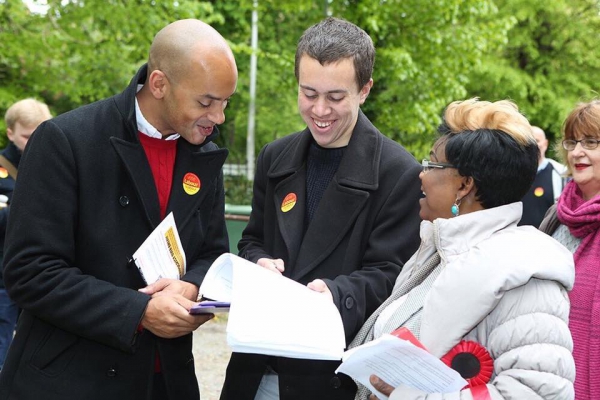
left=335, top=332, right=467, bottom=400
left=133, top=212, right=186, bottom=284
left=199, top=253, right=346, bottom=360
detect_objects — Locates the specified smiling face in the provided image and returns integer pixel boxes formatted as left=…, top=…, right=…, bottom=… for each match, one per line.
left=419, top=139, right=464, bottom=222
left=566, top=136, right=600, bottom=200
left=297, top=55, right=372, bottom=148
left=156, top=51, right=237, bottom=145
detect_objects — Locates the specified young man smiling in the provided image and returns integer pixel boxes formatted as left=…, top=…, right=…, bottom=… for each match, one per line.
left=221, top=17, right=422, bottom=400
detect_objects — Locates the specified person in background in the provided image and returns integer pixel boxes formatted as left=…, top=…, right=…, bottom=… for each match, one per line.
left=0, top=98, right=52, bottom=370
left=539, top=99, right=600, bottom=400
left=221, top=17, right=422, bottom=400
left=519, top=125, right=567, bottom=227
left=0, top=19, right=237, bottom=400
left=351, top=98, right=574, bottom=400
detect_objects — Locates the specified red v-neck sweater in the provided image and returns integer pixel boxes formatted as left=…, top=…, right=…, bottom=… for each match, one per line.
left=138, top=133, right=177, bottom=219
left=138, top=132, right=178, bottom=373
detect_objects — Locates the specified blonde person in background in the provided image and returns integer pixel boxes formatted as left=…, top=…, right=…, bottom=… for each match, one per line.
left=539, top=99, right=600, bottom=400
left=350, top=98, right=575, bottom=400
left=0, top=98, right=52, bottom=370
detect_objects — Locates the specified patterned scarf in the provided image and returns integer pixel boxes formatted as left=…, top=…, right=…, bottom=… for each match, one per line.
left=556, top=180, right=600, bottom=400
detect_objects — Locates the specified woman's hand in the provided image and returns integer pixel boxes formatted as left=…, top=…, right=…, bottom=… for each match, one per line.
left=368, top=375, right=395, bottom=399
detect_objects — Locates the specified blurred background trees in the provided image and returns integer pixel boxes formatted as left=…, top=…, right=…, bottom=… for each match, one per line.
left=1, top=0, right=599, bottom=203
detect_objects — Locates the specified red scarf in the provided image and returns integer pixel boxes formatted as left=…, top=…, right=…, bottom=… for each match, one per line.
left=556, top=180, right=600, bottom=400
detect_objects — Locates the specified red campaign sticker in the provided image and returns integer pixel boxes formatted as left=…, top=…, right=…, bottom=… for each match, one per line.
left=183, top=173, right=201, bottom=195
left=281, top=193, right=297, bottom=212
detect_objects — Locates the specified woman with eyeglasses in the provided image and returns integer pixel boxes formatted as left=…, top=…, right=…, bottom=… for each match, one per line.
left=539, top=100, right=600, bottom=400
left=347, top=98, right=575, bottom=400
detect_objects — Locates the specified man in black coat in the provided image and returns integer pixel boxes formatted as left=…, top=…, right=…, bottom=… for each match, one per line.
left=0, top=98, right=52, bottom=369
left=0, top=19, right=237, bottom=400
left=221, top=17, right=422, bottom=400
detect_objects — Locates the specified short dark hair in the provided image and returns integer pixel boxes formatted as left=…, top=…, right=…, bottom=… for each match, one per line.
left=294, top=17, right=375, bottom=90
left=438, top=98, right=539, bottom=209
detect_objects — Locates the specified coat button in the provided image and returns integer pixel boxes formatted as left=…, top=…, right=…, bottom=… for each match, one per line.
left=119, top=196, right=130, bottom=207
left=344, top=297, right=354, bottom=309
left=330, top=376, right=341, bottom=389
left=106, top=367, right=117, bottom=377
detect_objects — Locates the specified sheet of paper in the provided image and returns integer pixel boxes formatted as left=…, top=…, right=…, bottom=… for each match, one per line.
left=133, top=212, right=186, bottom=284
left=199, top=253, right=234, bottom=302
left=336, top=334, right=467, bottom=399
left=200, top=253, right=345, bottom=360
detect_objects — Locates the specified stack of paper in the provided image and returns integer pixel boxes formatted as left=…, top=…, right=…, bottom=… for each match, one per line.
left=336, top=334, right=467, bottom=399
left=199, top=253, right=346, bottom=360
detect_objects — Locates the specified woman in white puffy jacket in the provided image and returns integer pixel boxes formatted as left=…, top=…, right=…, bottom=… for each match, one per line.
left=349, top=98, right=575, bottom=400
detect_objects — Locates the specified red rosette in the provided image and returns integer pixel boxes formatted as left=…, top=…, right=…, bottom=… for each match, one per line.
left=441, top=340, right=493, bottom=388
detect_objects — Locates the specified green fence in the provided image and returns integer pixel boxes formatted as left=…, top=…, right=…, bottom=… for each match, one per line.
left=225, top=204, right=252, bottom=253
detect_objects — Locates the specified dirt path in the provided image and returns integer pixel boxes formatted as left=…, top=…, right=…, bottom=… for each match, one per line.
left=193, top=315, right=231, bottom=400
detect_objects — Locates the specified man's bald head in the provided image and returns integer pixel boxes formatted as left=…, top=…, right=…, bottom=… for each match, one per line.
left=531, top=126, right=548, bottom=164
left=148, top=19, right=235, bottom=84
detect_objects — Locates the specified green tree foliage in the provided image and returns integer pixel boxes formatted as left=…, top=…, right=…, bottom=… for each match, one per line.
left=466, top=0, right=600, bottom=151
left=0, top=0, right=221, bottom=143
left=1, top=0, right=599, bottom=195
left=339, top=0, right=514, bottom=158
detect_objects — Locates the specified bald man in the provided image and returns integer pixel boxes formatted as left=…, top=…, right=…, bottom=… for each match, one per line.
left=519, top=126, right=567, bottom=227
left=0, top=19, right=237, bottom=400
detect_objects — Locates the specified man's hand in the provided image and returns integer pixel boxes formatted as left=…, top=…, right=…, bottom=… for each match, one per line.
left=139, top=278, right=199, bottom=301
left=138, top=278, right=210, bottom=338
left=140, top=292, right=213, bottom=338
left=307, top=279, right=333, bottom=302
left=257, top=257, right=285, bottom=275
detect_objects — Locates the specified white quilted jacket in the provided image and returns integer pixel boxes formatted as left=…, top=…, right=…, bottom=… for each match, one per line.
left=389, top=202, right=575, bottom=400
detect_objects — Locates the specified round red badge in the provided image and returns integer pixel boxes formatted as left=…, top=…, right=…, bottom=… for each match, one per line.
left=183, top=173, right=201, bottom=195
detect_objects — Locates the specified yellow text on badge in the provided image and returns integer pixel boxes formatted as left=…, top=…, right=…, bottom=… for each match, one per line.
left=183, top=173, right=201, bottom=195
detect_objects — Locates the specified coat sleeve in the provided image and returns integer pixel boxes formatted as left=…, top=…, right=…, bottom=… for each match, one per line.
left=324, top=161, right=422, bottom=341
left=3, top=121, right=149, bottom=353
left=389, top=279, right=575, bottom=400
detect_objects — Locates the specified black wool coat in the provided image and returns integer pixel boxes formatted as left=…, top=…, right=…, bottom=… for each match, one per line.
left=221, top=111, right=422, bottom=400
left=0, top=64, right=229, bottom=400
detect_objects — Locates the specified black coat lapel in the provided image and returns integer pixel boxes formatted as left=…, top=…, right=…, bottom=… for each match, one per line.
left=273, top=167, right=306, bottom=268
left=168, top=141, right=228, bottom=231
left=111, top=137, right=161, bottom=227
left=268, top=131, right=312, bottom=268
left=293, top=182, right=369, bottom=280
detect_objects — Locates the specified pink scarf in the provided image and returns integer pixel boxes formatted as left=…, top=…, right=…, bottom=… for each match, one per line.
left=556, top=180, right=600, bottom=400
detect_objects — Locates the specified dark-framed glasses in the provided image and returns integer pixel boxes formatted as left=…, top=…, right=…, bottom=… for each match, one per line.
left=562, top=138, right=600, bottom=151
left=422, top=159, right=456, bottom=173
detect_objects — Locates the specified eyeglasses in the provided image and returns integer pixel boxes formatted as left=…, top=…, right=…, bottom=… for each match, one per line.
left=562, top=138, right=600, bottom=151
left=421, top=159, right=456, bottom=173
